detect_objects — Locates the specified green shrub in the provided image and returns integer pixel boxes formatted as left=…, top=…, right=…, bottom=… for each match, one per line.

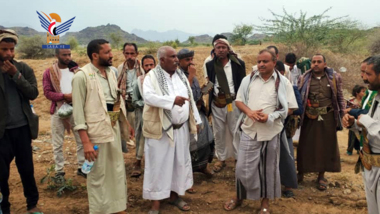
left=17, top=35, right=54, bottom=59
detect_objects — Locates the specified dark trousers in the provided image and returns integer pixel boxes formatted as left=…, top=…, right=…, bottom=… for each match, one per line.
left=347, top=130, right=360, bottom=153
left=0, top=125, right=39, bottom=214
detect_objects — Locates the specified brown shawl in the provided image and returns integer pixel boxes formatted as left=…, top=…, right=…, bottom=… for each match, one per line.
left=117, top=58, right=142, bottom=99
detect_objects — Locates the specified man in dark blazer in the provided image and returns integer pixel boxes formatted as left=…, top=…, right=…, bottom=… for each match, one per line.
left=0, top=29, right=41, bottom=214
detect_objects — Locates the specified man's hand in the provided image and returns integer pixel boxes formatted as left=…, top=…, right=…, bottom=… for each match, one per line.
left=246, top=109, right=263, bottom=122
left=63, top=93, right=72, bottom=103
left=257, top=112, right=269, bottom=123
left=83, top=141, right=98, bottom=162
left=174, top=96, right=189, bottom=107
left=188, top=63, right=196, bottom=77
left=342, top=113, right=355, bottom=128
left=344, top=108, right=352, bottom=115
left=1, top=60, right=17, bottom=76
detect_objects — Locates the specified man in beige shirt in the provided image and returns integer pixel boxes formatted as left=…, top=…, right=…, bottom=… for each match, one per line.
left=224, top=49, right=297, bottom=213
left=72, top=39, right=133, bottom=214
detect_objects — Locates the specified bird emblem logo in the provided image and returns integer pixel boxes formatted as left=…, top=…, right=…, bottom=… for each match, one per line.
left=36, top=11, right=75, bottom=43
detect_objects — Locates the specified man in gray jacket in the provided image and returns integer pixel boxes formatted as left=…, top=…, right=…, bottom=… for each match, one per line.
left=0, top=30, right=41, bottom=214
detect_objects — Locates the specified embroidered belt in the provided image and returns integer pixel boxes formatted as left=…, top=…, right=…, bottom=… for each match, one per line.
left=213, top=95, right=236, bottom=108
left=305, top=106, right=332, bottom=120
left=108, top=111, right=120, bottom=123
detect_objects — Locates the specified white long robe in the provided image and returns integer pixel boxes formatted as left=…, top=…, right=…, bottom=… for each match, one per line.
left=351, top=95, right=380, bottom=213
left=142, top=71, right=201, bottom=200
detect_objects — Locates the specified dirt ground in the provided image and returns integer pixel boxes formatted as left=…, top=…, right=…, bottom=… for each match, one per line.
left=5, top=45, right=370, bottom=213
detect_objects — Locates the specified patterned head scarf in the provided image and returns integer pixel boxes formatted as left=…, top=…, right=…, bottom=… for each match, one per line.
left=0, top=29, right=18, bottom=44
left=213, top=39, right=237, bottom=58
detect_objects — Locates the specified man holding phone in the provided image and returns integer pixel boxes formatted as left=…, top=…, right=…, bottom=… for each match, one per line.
left=177, top=49, right=214, bottom=193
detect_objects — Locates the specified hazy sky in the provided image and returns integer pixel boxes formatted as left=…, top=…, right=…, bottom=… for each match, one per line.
left=1, top=0, right=379, bottom=35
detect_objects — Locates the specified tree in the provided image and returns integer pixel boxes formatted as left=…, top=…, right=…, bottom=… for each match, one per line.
left=231, top=24, right=254, bottom=45
left=67, top=37, right=78, bottom=50
left=109, top=32, right=123, bottom=49
left=255, top=7, right=364, bottom=54
left=188, top=36, right=195, bottom=46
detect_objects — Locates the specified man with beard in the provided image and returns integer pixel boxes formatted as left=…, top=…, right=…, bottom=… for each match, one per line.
left=0, top=29, right=42, bottom=214
left=348, top=57, right=378, bottom=118
left=42, top=46, right=86, bottom=182
left=177, top=49, right=214, bottom=194
left=203, top=34, right=228, bottom=82
left=205, top=38, right=246, bottom=172
left=117, top=43, right=141, bottom=151
left=130, top=55, right=156, bottom=177
left=297, top=54, right=345, bottom=191
left=72, top=39, right=134, bottom=214
left=224, top=49, right=297, bottom=213
left=343, top=55, right=380, bottom=213
left=142, top=46, right=201, bottom=213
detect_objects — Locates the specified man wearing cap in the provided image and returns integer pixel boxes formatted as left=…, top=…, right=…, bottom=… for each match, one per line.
left=0, top=29, right=42, bottom=214
left=42, top=46, right=86, bottom=182
left=178, top=49, right=214, bottom=193
left=142, top=46, right=201, bottom=213
left=205, top=38, right=246, bottom=172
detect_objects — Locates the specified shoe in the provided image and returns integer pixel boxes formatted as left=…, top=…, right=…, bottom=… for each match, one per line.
left=77, top=169, right=87, bottom=178
left=54, top=172, right=65, bottom=184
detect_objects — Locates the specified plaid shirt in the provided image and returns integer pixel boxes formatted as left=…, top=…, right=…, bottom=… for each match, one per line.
left=42, top=68, right=65, bottom=114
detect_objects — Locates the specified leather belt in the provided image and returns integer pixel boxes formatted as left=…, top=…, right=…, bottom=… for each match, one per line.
left=173, top=123, right=185, bottom=130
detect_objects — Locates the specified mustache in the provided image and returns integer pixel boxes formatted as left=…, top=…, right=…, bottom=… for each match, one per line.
left=363, top=80, right=370, bottom=84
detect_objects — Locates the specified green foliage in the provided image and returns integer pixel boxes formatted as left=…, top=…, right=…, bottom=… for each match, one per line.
left=171, top=42, right=178, bottom=49
left=188, top=36, right=195, bottom=45
left=247, top=40, right=261, bottom=45
left=40, top=165, right=77, bottom=197
left=109, top=32, right=123, bottom=49
left=67, top=37, right=78, bottom=50
left=231, top=24, right=254, bottom=45
left=17, top=35, right=54, bottom=59
left=369, top=28, right=380, bottom=55
left=143, top=42, right=160, bottom=55
left=255, top=7, right=365, bottom=54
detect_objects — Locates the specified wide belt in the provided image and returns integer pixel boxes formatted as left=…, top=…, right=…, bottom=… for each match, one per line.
left=305, top=106, right=332, bottom=120
left=173, top=123, right=185, bottom=130
left=213, top=95, right=236, bottom=108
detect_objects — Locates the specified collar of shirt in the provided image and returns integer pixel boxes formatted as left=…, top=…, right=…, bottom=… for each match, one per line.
left=251, top=70, right=277, bottom=82
left=224, top=59, right=231, bottom=68
left=90, top=63, right=110, bottom=79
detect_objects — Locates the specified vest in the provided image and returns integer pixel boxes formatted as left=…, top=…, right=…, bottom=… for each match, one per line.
left=80, top=64, right=129, bottom=144
left=142, top=69, right=197, bottom=141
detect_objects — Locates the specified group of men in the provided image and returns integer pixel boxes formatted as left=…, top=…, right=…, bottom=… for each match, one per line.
left=1, top=29, right=380, bottom=214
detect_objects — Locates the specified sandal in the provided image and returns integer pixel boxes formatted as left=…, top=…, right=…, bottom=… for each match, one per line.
left=282, top=190, right=295, bottom=198
left=258, top=208, right=270, bottom=214
left=131, top=165, right=142, bottom=178
left=317, top=178, right=328, bottom=191
left=186, top=188, right=197, bottom=194
left=213, top=161, right=226, bottom=173
left=169, top=197, right=190, bottom=211
left=201, top=167, right=214, bottom=178
left=224, top=198, right=242, bottom=211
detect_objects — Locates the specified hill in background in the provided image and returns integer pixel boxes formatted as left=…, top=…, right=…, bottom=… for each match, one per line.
left=62, top=24, right=147, bottom=44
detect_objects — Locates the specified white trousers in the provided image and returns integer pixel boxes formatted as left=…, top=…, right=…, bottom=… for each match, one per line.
left=51, top=109, right=84, bottom=172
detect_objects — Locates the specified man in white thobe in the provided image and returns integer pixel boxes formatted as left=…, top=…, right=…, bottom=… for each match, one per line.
left=343, top=55, right=380, bottom=214
left=142, top=46, right=201, bottom=214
